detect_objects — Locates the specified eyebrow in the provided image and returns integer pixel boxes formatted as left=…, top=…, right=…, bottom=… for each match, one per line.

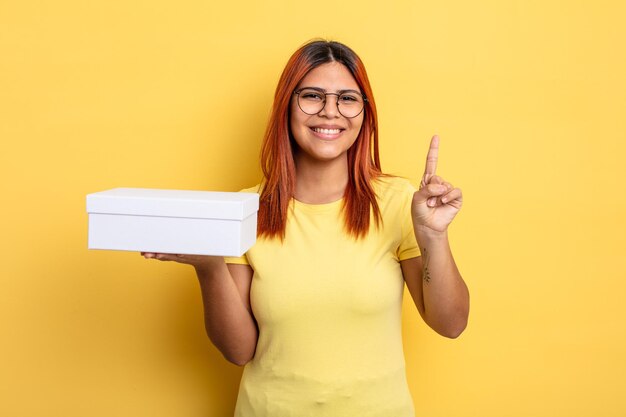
left=299, top=86, right=362, bottom=95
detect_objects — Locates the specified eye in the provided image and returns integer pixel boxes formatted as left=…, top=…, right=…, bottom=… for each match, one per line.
left=339, top=93, right=360, bottom=103
left=300, top=89, right=324, bottom=101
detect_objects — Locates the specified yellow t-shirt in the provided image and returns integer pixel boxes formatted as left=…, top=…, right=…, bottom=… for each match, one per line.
left=225, top=176, right=420, bottom=417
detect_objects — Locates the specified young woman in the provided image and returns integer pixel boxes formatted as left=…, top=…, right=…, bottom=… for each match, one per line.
left=142, top=40, right=469, bottom=417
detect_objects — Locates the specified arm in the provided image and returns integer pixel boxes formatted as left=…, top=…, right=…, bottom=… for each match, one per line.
left=142, top=253, right=257, bottom=365
left=401, top=135, right=470, bottom=338
left=401, top=232, right=469, bottom=338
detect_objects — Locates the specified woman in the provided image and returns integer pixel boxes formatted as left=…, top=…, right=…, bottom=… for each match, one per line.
left=143, top=40, right=469, bottom=416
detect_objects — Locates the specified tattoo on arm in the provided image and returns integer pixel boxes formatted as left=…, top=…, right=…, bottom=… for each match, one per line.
left=422, top=247, right=431, bottom=284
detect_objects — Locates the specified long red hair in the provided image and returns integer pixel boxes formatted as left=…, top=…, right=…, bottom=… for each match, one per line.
left=259, top=40, right=383, bottom=240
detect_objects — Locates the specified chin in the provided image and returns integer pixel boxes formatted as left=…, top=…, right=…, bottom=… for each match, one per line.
left=315, top=151, right=349, bottom=163
left=298, top=147, right=346, bottom=164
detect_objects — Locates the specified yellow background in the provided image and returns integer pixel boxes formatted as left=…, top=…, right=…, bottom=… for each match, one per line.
left=1, top=0, right=625, bottom=415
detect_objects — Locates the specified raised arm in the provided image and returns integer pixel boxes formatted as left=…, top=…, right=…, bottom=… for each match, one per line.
left=142, top=253, right=257, bottom=365
left=401, top=135, right=470, bottom=338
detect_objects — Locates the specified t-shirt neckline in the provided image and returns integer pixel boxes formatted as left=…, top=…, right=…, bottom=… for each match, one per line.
left=292, top=197, right=343, bottom=213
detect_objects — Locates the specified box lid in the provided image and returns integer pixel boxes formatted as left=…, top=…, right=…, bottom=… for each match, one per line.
left=86, top=188, right=259, bottom=220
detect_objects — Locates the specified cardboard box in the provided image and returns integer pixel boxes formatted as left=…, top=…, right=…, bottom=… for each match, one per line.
left=86, top=188, right=259, bottom=256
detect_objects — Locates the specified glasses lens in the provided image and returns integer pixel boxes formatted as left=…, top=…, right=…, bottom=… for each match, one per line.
left=337, top=92, right=364, bottom=118
left=297, top=88, right=325, bottom=115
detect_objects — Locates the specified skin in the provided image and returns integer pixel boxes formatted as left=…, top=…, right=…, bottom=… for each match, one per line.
left=402, top=135, right=469, bottom=338
left=142, top=62, right=469, bottom=365
left=289, top=62, right=364, bottom=203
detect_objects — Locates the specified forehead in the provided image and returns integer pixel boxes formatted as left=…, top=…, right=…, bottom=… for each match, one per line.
left=297, top=62, right=359, bottom=91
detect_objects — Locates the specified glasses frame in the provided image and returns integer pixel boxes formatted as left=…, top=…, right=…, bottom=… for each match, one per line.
left=293, top=87, right=367, bottom=119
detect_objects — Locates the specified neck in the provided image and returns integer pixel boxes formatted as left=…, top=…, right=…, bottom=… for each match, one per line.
left=293, top=152, right=349, bottom=204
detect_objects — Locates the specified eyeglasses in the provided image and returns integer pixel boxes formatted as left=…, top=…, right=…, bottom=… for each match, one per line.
left=294, top=87, right=367, bottom=119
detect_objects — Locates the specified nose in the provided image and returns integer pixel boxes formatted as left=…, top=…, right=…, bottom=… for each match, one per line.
left=318, top=94, right=341, bottom=118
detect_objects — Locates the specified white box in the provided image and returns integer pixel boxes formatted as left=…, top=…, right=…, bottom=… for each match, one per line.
left=86, top=188, right=259, bottom=256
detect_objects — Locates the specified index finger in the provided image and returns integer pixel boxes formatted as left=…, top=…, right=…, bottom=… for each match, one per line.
left=423, top=135, right=439, bottom=177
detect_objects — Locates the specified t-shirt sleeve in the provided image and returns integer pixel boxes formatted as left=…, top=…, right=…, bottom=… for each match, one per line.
left=397, top=181, right=421, bottom=261
left=224, top=253, right=250, bottom=265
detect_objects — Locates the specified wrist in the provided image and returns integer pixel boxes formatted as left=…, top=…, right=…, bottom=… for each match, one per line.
left=414, top=225, right=449, bottom=243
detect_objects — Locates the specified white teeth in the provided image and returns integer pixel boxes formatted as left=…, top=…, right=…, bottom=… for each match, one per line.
left=313, top=128, right=341, bottom=134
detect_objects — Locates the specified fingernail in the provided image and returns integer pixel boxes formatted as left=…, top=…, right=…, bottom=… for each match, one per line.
left=441, top=197, right=448, bottom=203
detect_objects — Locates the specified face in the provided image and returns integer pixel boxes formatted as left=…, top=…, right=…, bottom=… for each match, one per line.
left=289, top=62, right=365, bottom=164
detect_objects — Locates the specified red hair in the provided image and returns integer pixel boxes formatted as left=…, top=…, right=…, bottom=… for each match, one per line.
left=259, top=40, right=383, bottom=240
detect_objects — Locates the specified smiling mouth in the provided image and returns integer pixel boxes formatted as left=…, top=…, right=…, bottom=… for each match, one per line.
left=311, top=127, right=343, bottom=135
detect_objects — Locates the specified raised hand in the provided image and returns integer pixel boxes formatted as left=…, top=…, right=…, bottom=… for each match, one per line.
left=412, top=135, right=463, bottom=233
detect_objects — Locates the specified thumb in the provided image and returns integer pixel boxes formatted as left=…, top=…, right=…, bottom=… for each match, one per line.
left=414, top=183, right=449, bottom=204
left=417, top=183, right=448, bottom=198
